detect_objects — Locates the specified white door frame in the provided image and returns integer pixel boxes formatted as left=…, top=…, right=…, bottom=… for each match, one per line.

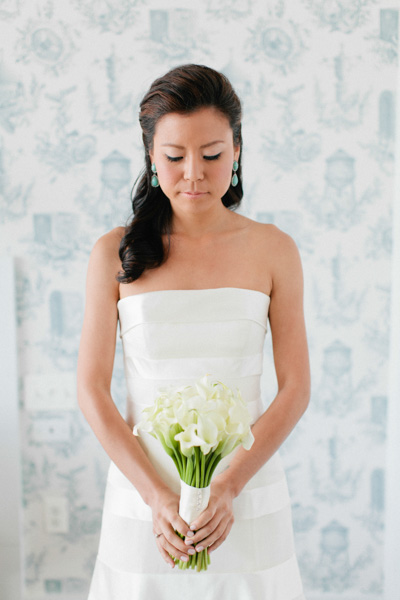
left=384, top=22, right=400, bottom=598
left=0, top=257, right=23, bottom=600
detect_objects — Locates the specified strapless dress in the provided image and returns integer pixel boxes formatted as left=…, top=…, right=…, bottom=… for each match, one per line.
left=88, top=288, right=305, bottom=600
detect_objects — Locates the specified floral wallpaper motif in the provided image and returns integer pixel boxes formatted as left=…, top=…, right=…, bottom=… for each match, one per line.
left=0, top=1, right=397, bottom=598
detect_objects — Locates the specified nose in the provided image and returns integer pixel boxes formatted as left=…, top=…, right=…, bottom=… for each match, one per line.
left=184, top=155, right=204, bottom=182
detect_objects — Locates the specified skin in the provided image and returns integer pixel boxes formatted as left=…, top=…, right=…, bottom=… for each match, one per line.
left=77, top=106, right=310, bottom=569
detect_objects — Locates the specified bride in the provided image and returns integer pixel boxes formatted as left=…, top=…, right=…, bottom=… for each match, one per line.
left=77, top=63, right=310, bottom=599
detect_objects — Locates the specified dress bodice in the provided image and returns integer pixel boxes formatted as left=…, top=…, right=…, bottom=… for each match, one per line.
left=118, top=287, right=270, bottom=424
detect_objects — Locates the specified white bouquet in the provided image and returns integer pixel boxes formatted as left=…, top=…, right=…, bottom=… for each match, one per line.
left=133, top=375, right=254, bottom=571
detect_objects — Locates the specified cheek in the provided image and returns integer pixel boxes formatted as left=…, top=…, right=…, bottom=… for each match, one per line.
left=157, top=164, right=178, bottom=186
left=215, top=161, right=233, bottom=184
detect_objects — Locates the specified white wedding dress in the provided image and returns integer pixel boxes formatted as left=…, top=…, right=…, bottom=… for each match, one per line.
left=88, top=288, right=305, bottom=600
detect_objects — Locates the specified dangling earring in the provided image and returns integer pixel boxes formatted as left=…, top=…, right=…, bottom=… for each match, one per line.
left=151, top=163, right=159, bottom=187
left=231, top=160, right=239, bottom=187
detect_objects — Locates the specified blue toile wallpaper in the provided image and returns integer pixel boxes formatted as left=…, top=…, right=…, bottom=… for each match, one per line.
left=0, top=1, right=398, bottom=598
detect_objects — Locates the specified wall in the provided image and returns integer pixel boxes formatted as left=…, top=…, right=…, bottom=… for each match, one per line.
left=0, top=1, right=397, bottom=598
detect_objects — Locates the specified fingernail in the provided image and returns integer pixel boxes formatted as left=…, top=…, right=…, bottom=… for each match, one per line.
left=196, top=546, right=204, bottom=552
left=185, top=539, right=194, bottom=545
left=190, top=524, right=196, bottom=530
left=188, top=548, right=195, bottom=555
left=180, top=555, right=189, bottom=562
left=186, top=530, right=194, bottom=537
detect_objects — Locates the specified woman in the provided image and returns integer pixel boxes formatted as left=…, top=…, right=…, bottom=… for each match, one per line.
left=77, top=64, right=310, bottom=600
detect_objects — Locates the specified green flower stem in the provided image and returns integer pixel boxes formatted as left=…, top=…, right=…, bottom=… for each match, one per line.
left=174, top=448, right=184, bottom=478
left=195, top=447, right=200, bottom=487
left=176, top=544, right=206, bottom=570
left=174, top=447, right=226, bottom=570
left=185, top=455, right=193, bottom=484
left=204, top=450, right=222, bottom=486
left=159, top=438, right=182, bottom=474
left=175, top=449, right=213, bottom=571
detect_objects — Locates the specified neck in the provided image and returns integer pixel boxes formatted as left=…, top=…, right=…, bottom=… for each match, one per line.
left=170, top=203, right=236, bottom=239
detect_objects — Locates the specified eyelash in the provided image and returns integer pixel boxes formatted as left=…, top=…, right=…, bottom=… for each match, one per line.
left=166, top=153, right=221, bottom=162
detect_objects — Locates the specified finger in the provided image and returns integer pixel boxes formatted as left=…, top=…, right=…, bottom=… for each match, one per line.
left=159, top=516, right=191, bottom=539
left=189, top=506, right=216, bottom=531
left=207, top=526, right=231, bottom=554
left=185, top=511, right=225, bottom=546
left=158, top=519, right=194, bottom=552
left=160, top=524, right=195, bottom=554
left=194, top=516, right=233, bottom=553
left=172, top=515, right=192, bottom=538
left=157, top=535, right=193, bottom=565
left=154, top=514, right=194, bottom=552
left=157, top=543, right=176, bottom=568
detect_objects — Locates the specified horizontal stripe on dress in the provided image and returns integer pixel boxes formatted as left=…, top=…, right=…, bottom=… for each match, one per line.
left=123, top=352, right=264, bottom=380
left=103, top=470, right=290, bottom=522
left=89, top=554, right=304, bottom=599
left=118, top=288, right=270, bottom=338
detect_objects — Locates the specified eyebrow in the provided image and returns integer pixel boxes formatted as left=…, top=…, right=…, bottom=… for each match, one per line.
left=161, top=140, right=225, bottom=149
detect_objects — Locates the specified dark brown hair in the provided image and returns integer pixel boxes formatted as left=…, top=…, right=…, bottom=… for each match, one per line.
left=118, top=64, right=243, bottom=283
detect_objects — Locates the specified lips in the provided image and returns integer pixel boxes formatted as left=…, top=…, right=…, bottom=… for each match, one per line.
left=182, top=191, right=207, bottom=196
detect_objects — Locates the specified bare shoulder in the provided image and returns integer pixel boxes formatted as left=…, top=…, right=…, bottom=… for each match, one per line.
left=240, top=217, right=299, bottom=256
left=87, top=227, right=125, bottom=301
left=240, top=219, right=302, bottom=294
left=257, top=224, right=302, bottom=296
left=89, top=226, right=125, bottom=271
left=92, top=226, right=125, bottom=258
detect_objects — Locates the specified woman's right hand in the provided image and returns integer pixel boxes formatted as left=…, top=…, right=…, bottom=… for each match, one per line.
left=149, top=486, right=196, bottom=568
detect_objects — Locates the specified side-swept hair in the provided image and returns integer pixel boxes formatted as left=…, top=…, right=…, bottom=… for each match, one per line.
left=118, top=64, right=243, bottom=283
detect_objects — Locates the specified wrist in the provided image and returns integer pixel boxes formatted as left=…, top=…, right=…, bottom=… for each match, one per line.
left=213, top=470, right=242, bottom=499
left=143, top=481, right=171, bottom=508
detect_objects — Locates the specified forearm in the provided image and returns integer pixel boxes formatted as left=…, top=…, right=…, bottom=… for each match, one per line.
left=78, top=387, right=169, bottom=506
left=217, top=384, right=310, bottom=498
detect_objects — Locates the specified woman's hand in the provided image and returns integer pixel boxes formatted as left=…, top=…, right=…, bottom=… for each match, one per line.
left=149, top=486, right=196, bottom=568
left=184, top=477, right=235, bottom=556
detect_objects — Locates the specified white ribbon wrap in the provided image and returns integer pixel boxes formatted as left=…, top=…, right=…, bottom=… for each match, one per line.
left=178, top=480, right=211, bottom=525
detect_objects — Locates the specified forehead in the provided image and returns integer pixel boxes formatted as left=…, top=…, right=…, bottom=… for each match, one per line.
left=153, top=106, right=233, bottom=143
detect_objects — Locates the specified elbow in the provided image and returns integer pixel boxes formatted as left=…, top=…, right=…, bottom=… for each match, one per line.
left=300, top=386, right=311, bottom=415
left=76, top=375, right=113, bottom=424
left=76, top=374, right=99, bottom=417
left=297, top=370, right=311, bottom=412
left=299, top=374, right=311, bottom=415
left=76, top=380, right=91, bottom=417
left=280, top=377, right=310, bottom=417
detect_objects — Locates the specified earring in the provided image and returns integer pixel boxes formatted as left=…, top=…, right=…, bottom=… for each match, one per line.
left=231, top=160, right=239, bottom=187
left=151, top=163, right=159, bottom=187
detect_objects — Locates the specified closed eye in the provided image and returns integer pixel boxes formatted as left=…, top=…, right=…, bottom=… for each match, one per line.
left=165, top=152, right=222, bottom=163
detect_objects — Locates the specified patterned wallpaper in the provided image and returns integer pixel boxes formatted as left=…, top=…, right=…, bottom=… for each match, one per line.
left=0, top=1, right=398, bottom=598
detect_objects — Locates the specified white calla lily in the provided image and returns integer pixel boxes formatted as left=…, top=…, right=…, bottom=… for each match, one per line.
left=174, top=423, right=203, bottom=457
left=133, top=375, right=255, bottom=571
left=196, top=414, right=219, bottom=454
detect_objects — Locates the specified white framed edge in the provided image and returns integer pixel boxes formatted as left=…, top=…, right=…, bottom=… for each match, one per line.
left=0, top=257, right=23, bottom=600
left=384, top=11, right=400, bottom=600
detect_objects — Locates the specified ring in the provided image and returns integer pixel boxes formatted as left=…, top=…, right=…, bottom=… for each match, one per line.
left=154, top=532, right=162, bottom=538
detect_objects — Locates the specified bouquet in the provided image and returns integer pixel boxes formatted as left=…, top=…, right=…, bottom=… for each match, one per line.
left=133, top=375, right=254, bottom=571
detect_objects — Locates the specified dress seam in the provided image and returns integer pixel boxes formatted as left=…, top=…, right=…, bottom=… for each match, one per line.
left=120, top=317, right=268, bottom=338
left=94, top=551, right=301, bottom=576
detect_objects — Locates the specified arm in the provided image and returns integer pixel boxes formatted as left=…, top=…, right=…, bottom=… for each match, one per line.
left=218, top=231, right=310, bottom=496
left=77, top=229, right=193, bottom=568
left=187, top=230, right=310, bottom=553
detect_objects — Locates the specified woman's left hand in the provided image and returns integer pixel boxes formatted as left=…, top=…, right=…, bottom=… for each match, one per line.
left=184, top=477, right=235, bottom=555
